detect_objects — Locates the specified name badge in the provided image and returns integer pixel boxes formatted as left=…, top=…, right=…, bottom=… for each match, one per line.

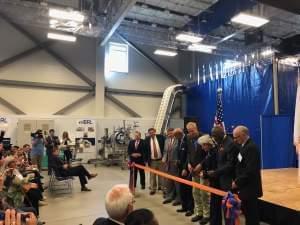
left=238, top=153, right=243, bottom=162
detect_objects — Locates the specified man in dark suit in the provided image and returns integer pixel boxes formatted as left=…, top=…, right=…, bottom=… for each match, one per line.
left=232, top=126, right=263, bottom=225
left=145, top=128, right=165, bottom=195
left=93, top=184, right=134, bottom=225
left=207, top=126, right=239, bottom=225
left=175, top=128, right=194, bottom=217
left=128, top=131, right=146, bottom=189
left=50, top=147, right=97, bottom=191
left=45, top=129, right=60, bottom=175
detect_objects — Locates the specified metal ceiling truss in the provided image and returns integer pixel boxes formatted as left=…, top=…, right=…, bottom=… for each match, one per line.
left=54, top=91, right=95, bottom=115
left=0, top=97, right=25, bottom=115
left=100, top=0, right=138, bottom=45
left=0, top=80, right=93, bottom=92
left=105, top=92, right=141, bottom=118
left=0, top=12, right=95, bottom=88
left=117, top=32, right=180, bottom=83
left=105, top=87, right=163, bottom=97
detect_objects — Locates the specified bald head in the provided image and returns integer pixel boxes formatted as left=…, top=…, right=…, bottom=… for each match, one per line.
left=211, top=126, right=225, bottom=144
left=173, top=128, right=184, bottom=139
left=233, top=125, right=250, bottom=145
left=105, top=184, right=134, bottom=222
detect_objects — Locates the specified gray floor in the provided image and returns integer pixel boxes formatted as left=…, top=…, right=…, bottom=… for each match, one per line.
left=40, top=165, right=265, bottom=225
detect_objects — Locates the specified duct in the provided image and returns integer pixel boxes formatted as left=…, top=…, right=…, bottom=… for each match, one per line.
left=189, top=0, right=256, bottom=35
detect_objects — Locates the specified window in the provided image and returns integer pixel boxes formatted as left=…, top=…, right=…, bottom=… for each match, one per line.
left=108, top=42, right=128, bottom=73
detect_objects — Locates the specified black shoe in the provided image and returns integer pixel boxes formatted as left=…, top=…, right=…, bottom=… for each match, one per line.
left=172, top=201, right=181, bottom=206
left=199, top=217, right=210, bottom=225
left=176, top=208, right=186, bottom=213
left=141, top=186, right=145, bottom=190
left=81, top=187, right=92, bottom=192
left=158, top=187, right=162, bottom=191
left=185, top=211, right=193, bottom=217
left=191, top=215, right=203, bottom=222
left=163, top=199, right=172, bottom=204
left=150, top=191, right=156, bottom=195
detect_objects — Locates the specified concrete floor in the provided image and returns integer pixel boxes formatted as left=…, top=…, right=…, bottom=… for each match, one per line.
left=40, top=165, right=265, bottom=225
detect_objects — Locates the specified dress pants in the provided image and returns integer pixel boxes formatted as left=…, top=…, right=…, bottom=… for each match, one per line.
left=24, top=188, right=43, bottom=216
left=64, top=149, right=72, bottom=164
left=165, top=162, right=181, bottom=202
left=130, top=162, right=145, bottom=188
left=46, top=148, right=53, bottom=175
left=149, top=160, right=162, bottom=191
left=210, top=193, right=222, bottom=225
left=64, top=165, right=91, bottom=188
left=179, top=174, right=194, bottom=211
left=241, top=198, right=260, bottom=225
left=192, top=176, right=210, bottom=218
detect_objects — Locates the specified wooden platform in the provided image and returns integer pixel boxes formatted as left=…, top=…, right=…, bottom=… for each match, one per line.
left=261, top=168, right=300, bottom=211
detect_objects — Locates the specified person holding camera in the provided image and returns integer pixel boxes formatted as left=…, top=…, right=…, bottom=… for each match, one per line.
left=0, top=209, right=37, bottom=225
left=31, top=130, right=45, bottom=172
left=45, top=129, right=60, bottom=175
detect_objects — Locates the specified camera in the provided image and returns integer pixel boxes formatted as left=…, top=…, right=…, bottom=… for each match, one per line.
left=31, top=130, right=43, bottom=139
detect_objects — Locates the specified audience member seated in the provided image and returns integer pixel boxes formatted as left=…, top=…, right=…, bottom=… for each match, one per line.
left=125, top=209, right=159, bottom=225
left=0, top=209, right=38, bottom=225
left=2, top=157, right=43, bottom=216
left=50, top=147, right=97, bottom=191
left=93, top=184, right=134, bottom=225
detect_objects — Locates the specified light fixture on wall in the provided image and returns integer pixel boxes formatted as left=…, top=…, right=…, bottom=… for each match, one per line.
left=187, top=44, right=216, bottom=53
left=154, top=49, right=178, bottom=57
left=49, top=8, right=85, bottom=22
left=231, top=13, right=269, bottom=27
left=175, top=33, right=203, bottom=43
left=47, top=32, right=77, bottom=42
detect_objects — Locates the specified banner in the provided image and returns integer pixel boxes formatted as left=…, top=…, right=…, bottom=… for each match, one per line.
left=76, top=119, right=96, bottom=139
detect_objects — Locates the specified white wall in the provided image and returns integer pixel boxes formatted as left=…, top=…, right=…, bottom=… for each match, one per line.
left=0, top=17, right=184, bottom=120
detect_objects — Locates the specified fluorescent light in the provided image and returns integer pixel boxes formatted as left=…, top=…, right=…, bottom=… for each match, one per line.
left=47, top=33, right=76, bottom=42
left=223, top=60, right=242, bottom=69
left=154, top=49, right=177, bottom=57
left=279, top=57, right=299, bottom=67
left=261, top=49, right=274, bottom=56
left=188, top=44, right=216, bottom=53
left=176, top=33, right=203, bottom=43
left=231, top=13, right=269, bottom=27
left=49, top=19, right=59, bottom=25
left=49, top=8, right=85, bottom=22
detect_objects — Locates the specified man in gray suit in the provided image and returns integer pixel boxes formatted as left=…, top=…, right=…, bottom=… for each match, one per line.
left=162, top=128, right=181, bottom=206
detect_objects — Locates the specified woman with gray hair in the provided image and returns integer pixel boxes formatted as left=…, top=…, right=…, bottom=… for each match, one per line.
left=93, top=184, right=134, bottom=225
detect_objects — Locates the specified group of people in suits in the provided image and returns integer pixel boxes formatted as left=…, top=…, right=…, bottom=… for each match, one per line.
left=127, top=123, right=263, bottom=225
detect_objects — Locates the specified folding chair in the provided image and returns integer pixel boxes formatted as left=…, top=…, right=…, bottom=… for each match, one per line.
left=48, top=169, right=73, bottom=194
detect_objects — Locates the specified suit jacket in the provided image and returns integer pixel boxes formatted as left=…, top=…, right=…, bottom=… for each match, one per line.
left=235, top=139, right=263, bottom=200
left=93, top=218, right=121, bottom=225
left=186, top=134, right=206, bottom=168
left=213, top=136, right=239, bottom=191
left=202, top=147, right=218, bottom=187
left=162, top=137, right=178, bottom=162
left=45, top=135, right=60, bottom=153
left=145, top=134, right=165, bottom=164
left=177, top=135, right=188, bottom=171
left=127, top=139, right=146, bottom=164
left=50, top=155, right=67, bottom=177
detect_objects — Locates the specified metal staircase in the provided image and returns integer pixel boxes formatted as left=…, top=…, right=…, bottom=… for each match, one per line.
left=154, top=84, right=185, bottom=134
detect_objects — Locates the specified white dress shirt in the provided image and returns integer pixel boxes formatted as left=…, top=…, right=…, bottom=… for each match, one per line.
left=150, top=136, right=162, bottom=159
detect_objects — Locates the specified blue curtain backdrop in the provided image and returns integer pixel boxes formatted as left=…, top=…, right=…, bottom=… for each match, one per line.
left=186, top=63, right=274, bottom=150
left=186, top=62, right=299, bottom=168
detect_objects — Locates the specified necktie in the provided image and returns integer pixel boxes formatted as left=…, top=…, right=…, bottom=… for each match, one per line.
left=135, top=140, right=139, bottom=149
left=152, top=137, right=158, bottom=159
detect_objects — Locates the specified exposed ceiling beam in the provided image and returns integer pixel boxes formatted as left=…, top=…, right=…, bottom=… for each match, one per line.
left=116, top=32, right=180, bottom=84
left=0, top=97, right=25, bottom=115
left=105, top=93, right=141, bottom=117
left=54, top=92, right=95, bottom=115
left=189, top=0, right=256, bottom=35
left=0, top=41, right=54, bottom=68
left=100, top=0, right=137, bottom=46
left=105, top=87, right=163, bottom=97
left=257, top=0, right=300, bottom=15
left=0, top=79, right=92, bottom=92
left=0, top=12, right=96, bottom=88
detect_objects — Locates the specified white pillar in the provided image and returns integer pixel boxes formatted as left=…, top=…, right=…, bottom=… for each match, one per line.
left=95, top=43, right=106, bottom=117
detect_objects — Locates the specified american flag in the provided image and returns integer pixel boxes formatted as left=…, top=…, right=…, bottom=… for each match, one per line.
left=214, top=88, right=225, bottom=129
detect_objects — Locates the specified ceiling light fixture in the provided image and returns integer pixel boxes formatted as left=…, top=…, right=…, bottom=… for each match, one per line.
left=261, top=49, right=274, bottom=56
left=231, top=13, right=269, bottom=27
left=49, top=8, right=85, bottom=22
left=176, top=33, right=203, bottom=43
left=154, top=49, right=177, bottom=57
left=188, top=44, right=216, bottom=53
left=47, top=32, right=77, bottom=42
